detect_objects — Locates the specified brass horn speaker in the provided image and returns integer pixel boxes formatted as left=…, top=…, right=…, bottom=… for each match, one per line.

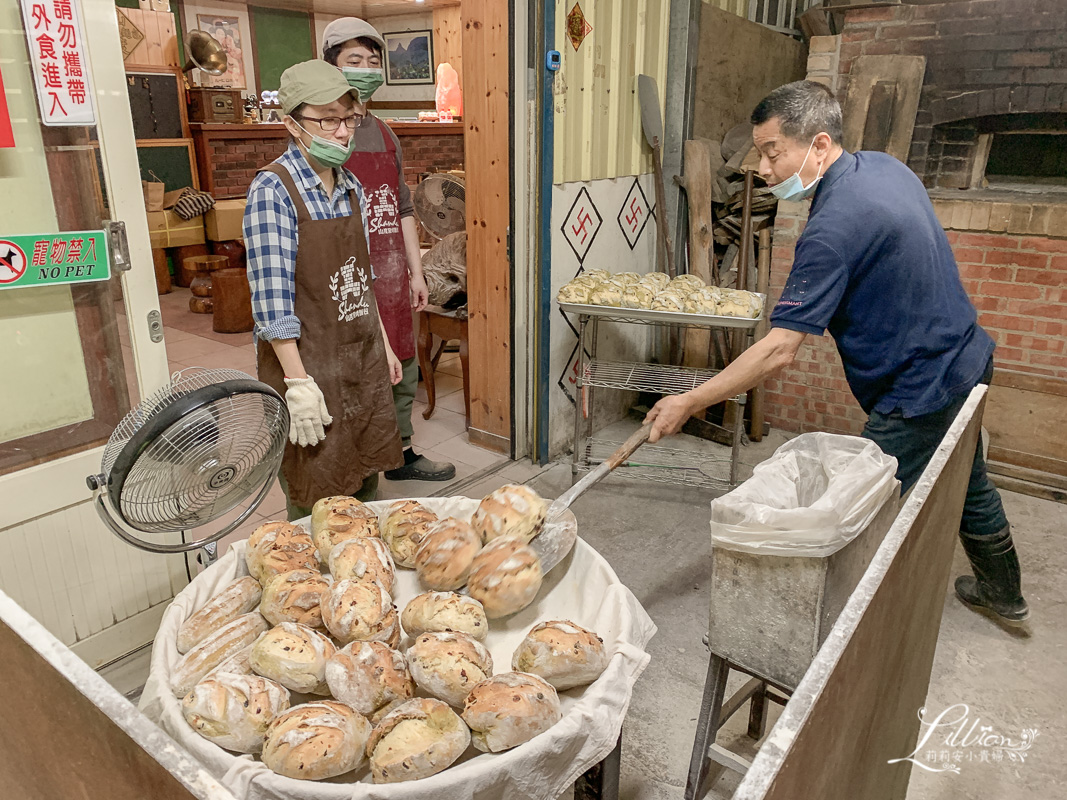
left=183, top=29, right=228, bottom=76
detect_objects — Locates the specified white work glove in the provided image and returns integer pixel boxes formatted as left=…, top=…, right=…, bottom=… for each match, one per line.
left=283, top=376, right=333, bottom=447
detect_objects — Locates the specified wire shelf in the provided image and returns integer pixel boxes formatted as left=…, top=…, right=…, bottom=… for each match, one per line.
left=583, top=359, right=720, bottom=395
left=558, top=300, right=765, bottom=330
left=578, top=438, right=738, bottom=490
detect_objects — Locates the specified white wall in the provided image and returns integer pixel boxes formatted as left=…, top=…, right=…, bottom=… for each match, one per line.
left=313, top=10, right=436, bottom=103
left=183, top=0, right=258, bottom=96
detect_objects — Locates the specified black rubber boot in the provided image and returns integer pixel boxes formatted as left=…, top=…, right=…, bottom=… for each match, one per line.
left=955, top=525, right=1029, bottom=625
left=384, top=448, right=457, bottom=482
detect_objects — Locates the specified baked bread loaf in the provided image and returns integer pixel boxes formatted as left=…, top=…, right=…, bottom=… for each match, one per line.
left=204, top=643, right=255, bottom=680
left=177, top=576, right=262, bottom=654
left=461, top=672, right=562, bottom=753
left=589, top=283, right=624, bottom=307
left=470, top=484, right=548, bottom=545
left=320, top=578, right=400, bottom=647
left=512, top=619, right=609, bottom=690
left=369, top=698, right=407, bottom=725
left=381, top=501, right=439, bottom=569
left=466, top=538, right=544, bottom=619
left=406, top=631, right=493, bottom=707
left=328, top=536, right=396, bottom=594
left=171, top=613, right=269, bottom=698
left=182, top=672, right=290, bottom=753
left=325, top=641, right=415, bottom=716
left=650, top=291, right=685, bottom=312
left=246, top=522, right=319, bottom=584
left=250, top=622, right=336, bottom=695
left=621, top=283, right=656, bottom=309
left=365, top=698, right=470, bottom=783
left=259, top=569, right=331, bottom=629
left=556, top=282, right=592, bottom=305
left=401, top=592, right=488, bottom=641
left=261, top=701, right=371, bottom=781
left=311, top=496, right=380, bottom=562
left=640, top=271, right=671, bottom=291
left=413, top=517, right=482, bottom=590
left=684, top=287, right=722, bottom=315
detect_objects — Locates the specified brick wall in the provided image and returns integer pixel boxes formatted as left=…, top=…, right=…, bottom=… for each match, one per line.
left=208, top=137, right=289, bottom=199
left=394, top=131, right=466, bottom=188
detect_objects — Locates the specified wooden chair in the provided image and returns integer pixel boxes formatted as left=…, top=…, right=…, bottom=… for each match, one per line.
left=416, top=307, right=469, bottom=428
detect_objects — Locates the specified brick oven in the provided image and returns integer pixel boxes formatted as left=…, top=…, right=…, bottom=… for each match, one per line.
left=765, top=0, right=1067, bottom=492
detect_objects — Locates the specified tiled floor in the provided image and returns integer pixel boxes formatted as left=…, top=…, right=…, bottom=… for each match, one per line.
left=121, top=286, right=509, bottom=559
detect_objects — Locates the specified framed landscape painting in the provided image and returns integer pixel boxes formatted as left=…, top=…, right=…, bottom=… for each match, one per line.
left=384, top=30, right=434, bottom=85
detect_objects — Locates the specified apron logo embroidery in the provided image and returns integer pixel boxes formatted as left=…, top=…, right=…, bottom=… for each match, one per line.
left=329, top=257, right=371, bottom=322
left=368, top=183, right=400, bottom=237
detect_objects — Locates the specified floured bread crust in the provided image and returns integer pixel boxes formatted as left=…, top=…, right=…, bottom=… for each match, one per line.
left=261, top=701, right=371, bottom=781
left=466, top=538, right=543, bottom=619
left=250, top=622, right=336, bottom=695
left=401, top=591, right=488, bottom=641
left=325, top=641, right=414, bottom=716
left=406, top=631, right=493, bottom=707
left=381, top=501, right=439, bottom=569
left=311, top=496, right=381, bottom=563
left=470, top=484, right=548, bottom=545
left=320, top=578, right=400, bottom=647
left=461, top=672, right=562, bottom=753
left=246, top=522, right=319, bottom=583
left=182, top=671, right=290, bottom=753
left=512, top=619, right=609, bottom=690
left=171, top=613, right=269, bottom=698
left=177, top=576, right=262, bottom=654
left=328, top=537, right=395, bottom=595
left=366, top=698, right=470, bottom=783
left=260, top=569, right=331, bottom=629
left=413, top=518, right=482, bottom=591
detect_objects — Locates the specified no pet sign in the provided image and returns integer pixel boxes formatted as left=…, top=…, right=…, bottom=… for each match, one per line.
left=0, top=231, right=110, bottom=290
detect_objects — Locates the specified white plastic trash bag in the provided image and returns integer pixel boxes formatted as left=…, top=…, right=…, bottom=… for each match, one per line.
left=710, top=432, right=899, bottom=557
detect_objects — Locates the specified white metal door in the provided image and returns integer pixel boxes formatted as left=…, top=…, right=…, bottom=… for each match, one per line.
left=0, top=0, right=185, bottom=668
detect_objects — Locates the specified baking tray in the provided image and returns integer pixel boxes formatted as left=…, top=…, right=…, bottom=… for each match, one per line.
left=558, top=295, right=766, bottom=330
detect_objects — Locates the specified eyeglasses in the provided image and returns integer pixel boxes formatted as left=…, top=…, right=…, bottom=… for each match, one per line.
left=296, top=114, right=364, bottom=132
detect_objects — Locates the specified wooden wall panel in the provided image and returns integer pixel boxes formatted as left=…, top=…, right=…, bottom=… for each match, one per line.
left=461, top=0, right=510, bottom=449
left=433, top=5, right=463, bottom=89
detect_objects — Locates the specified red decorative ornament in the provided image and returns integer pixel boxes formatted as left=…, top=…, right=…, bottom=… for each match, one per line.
left=567, top=3, right=593, bottom=52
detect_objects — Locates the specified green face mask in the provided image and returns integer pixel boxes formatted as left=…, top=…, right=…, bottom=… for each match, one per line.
left=342, top=67, right=385, bottom=102
left=294, top=120, right=354, bottom=169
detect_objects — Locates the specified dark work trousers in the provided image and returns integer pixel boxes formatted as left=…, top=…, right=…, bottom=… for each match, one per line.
left=861, top=358, right=1009, bottom=537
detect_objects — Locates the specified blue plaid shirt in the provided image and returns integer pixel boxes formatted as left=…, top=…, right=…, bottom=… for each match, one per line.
left=244, top=142, right=370, bottom=341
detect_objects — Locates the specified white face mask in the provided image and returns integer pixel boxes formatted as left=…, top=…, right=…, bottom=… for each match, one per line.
left=769, top=136, right=825, bottom=202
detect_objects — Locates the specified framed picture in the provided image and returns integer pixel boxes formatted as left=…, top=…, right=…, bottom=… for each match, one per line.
left=196, top=14, right=246, bottom=90
left=384, top=30, right=434, bottom=85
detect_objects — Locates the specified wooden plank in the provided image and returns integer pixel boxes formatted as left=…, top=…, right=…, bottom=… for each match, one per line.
left=734, top=386, right=987, bottom=800
left=462, top=0, right=510, bottom=446
left=990, top=369, right=1067, bottom=397
left=985, top=376, right=1067, bottom=475
left=142, top=10, right=164, bottom=67
left=433, top=5, right=463, bottom=89
left=987, top=460, right=1067, bottom=492
left=158, top=12, right=180, bottom=68
left=749, top=228, right=771, bottom=441
left=125, top=9, right=152, bottom=68
left=842, top=56, right=925, bottom=163
left=679, top=138, right=715, bottom=369
left=990, top=473, right=1067, bottom=505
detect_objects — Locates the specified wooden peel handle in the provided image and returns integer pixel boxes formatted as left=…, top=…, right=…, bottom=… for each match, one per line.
left=606, top=424, right=653, bottom=470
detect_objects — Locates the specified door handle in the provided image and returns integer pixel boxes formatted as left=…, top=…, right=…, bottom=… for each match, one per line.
left=104, top=220, right=132, bottom=272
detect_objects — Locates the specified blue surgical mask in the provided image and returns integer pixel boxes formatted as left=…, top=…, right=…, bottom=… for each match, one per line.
left=342, top=67, right=385, bottom=103
left=294, top=120, right=354, bottom=169
left=769, top=137, right=824, bottom=202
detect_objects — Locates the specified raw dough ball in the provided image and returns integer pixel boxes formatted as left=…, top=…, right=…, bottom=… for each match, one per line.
left=589, top=282, right=624, bottom=307
left=461, top=672, right=562, bottom=753
left=328, top=537, right=396, bottom=595
left=613, top=271, right=642, bottom=285
left=414, top=517, right=482, bottom=591
left=650, top=291, right=685, bottom=312
left=640, top=272, right=671, bottom=291
left=466, top=538, right=543, bottom=619
left=684, top=287, right=722, bottom=315
left=512, top=619, right=609, bottom=690
left=261, top=701, right=371, bottom=781
left=718, top=289, right=764, bottom=318
left=556, top=282, right=592, bottom=304
left=582, top=269, right=610, bottom=282
left=310, top=496, right=380, bottom=562
left=320, top=578, right=400, bottom=647
left=621, top=283, right=656, bottom=309
left=401, top=591, right=488, bottom=641
left=470, top=484, right=548, bottom=545
left=250, top=622, right=336, bottom=695
left=325, top=641, right=414, bottom=716
left=381, top=501, right=439, bottom=569
left=259, top=569, right=331, bottom=629
left=246, top=521, right=319, bottom=584
left=406, top=631, right=493, bottom=708
left=670, top=274, right=706, bottom=292
left=182, top=672, right=290, bottom=753
left=365, top=698, right=470, bottom=784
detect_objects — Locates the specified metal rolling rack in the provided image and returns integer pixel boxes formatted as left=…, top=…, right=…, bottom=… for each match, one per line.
left=560, top=300, right=765, bottom=491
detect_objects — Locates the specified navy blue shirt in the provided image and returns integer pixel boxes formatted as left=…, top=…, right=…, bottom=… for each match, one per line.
left=770, top=150, right=994, bottom=418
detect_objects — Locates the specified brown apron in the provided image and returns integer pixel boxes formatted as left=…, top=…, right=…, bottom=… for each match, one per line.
left=256, top=165, right=403, bottom=508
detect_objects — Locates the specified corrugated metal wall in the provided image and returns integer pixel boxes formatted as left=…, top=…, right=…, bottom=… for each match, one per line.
left=552, top=0, right=671, bottom=184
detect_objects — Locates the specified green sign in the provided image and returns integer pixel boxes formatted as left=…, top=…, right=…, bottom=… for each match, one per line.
left=0, top=231, right=110, bottom=291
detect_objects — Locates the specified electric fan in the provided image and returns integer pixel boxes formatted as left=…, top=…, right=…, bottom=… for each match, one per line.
left=86, top=368, right=289, bottom=555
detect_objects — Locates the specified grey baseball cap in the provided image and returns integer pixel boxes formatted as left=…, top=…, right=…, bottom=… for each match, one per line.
left=278, top=60, right=357, bottom=115
left=322, top=18, right=386, bottom=53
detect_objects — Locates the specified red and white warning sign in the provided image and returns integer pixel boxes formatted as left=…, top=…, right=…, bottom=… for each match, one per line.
left=0, top=241, right=28, bottom=284
left=20, top=0, right=96, bottom=127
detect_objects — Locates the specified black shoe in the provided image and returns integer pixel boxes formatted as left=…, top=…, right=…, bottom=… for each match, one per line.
left=955, top=525, right=1029, bottom=625
left=384, top=454, right=456, bottom=482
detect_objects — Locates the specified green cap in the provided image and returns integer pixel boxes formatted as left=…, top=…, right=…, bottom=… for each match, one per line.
left=278, top=59, right=357, bottom=116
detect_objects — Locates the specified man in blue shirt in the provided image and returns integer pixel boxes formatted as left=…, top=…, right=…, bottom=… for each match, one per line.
left=646, top=81, right=1027, bottom=625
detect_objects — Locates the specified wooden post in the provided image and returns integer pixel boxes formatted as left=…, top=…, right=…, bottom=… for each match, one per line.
left=676, top=139, right=714, bottom=369
left=749, top=228, right=771, bottom=441
left=462, top=0, right=511, bottom=452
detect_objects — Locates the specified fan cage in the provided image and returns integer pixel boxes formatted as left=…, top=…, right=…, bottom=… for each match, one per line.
left=414, top=175, right=466, bottom=240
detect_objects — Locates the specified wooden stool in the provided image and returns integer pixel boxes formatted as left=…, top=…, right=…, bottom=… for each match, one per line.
left=416, top=307, right=469, bottom=428
left=151, top=248, right=171, bottom=294
left=184, top=254, right=228, bottom=314
left=212, top=268, right=254, bottom=333
left=172, top=243, right=210, bottom=287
